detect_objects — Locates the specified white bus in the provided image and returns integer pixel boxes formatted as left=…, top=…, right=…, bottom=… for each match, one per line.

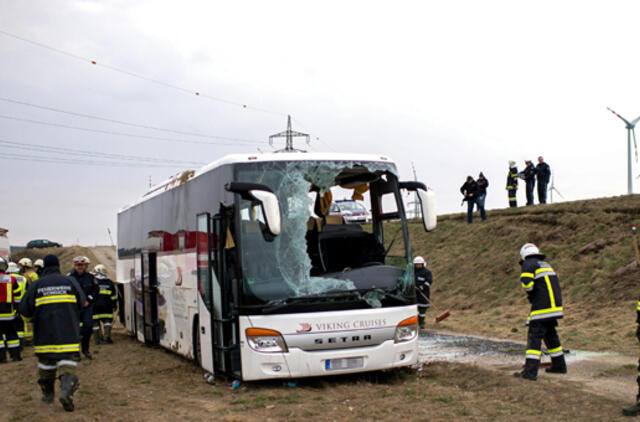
left=116, top=153, right=436, bottom=381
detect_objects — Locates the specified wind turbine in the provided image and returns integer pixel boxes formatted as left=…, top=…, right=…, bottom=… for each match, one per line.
left=607, top=107, right=640, bottom=194
left=548, top=175, right=564, bottom=203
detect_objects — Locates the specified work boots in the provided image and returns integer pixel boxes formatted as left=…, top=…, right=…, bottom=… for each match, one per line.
left=623, top=396, right=640, bottom=417
left=514, top=358, right=539, bottom=381
left=104, top=325, right=113, bottom=343
left=418, top=315, right=426, bottom=330
left=58, top=374, right=79, bottom=412
left=93, top=329, right=102, bottom=345
left=38, top=379, right=55, bottom=404
left=545, top=355, right=567, bottom=374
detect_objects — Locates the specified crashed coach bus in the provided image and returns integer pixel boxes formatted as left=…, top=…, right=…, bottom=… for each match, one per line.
left=116, top=153, right=436, bottom=381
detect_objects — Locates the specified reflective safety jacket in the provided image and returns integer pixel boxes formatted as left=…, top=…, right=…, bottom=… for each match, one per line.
left=11, top=274, right=28, bottom=305
left=520, top=256, right=563, bottom=322
left=636, top=298, right=640, bottom=326
left=415, top=267, right=433, bottom=305
left=22, top=270, right=38, bottom=285
left=0, top=272, right=21, bottom=321
left=93, top=273, right=117, bottom=320
left=19, top=267, right=86, bottom=359
left=506, top=166, right=519, bottom=190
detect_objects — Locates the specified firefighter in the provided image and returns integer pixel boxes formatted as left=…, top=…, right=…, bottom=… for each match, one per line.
left=34, top=259, right=44, bottom=277
left=506, top=160, right=518, bottom=208
left=92, top=264, right=117, bottom=344
left=536, top=156, right=551, bottom=204
left=0, top=257, right=22, bottom=362
left=521, top=160, right=536, bottom=206
left=69, top=256, right=99, bottom=359
left=7, top=262, right=27, bottom=348
left=414, top=256, right=433, bottom=329
left=622, top=298, right=640, bottom=416
left=19, top=254, right=85, bottom=412
left=514, top=243, right=567, bottom=381
left=18, top=257, right=39, bottom=284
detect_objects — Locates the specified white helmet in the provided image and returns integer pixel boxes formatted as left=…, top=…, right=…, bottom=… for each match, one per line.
left=0, top=257, right=7, bottom=272
left=18, top=257, right=33, bottom=268
left=520, top=243, right=541, bottom=261
left=413, top=256, right=426, bottom=266
left=34, top=259, right=44, bottom=268
left=7, top=262, right=19, bottom=273
left=94, top=264, right=107, bottom=275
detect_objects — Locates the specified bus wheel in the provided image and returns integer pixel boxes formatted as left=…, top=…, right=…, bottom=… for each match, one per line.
left=192, top=316, right=201, bottom=366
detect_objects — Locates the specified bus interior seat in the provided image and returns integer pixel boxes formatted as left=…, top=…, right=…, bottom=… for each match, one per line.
left=317, top=224, right=385, bottom=273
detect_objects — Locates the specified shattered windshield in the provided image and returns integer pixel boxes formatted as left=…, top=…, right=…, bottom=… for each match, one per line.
left=235, top=160, right=413, bottom=309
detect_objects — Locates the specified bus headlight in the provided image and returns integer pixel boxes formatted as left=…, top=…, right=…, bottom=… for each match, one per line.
left=394, top=316, right=418, bottom=343
left=245, top=328, right=288, bottom=353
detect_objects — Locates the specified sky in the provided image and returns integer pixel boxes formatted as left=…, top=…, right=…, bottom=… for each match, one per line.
left=2, top=1, right=640, bottom=246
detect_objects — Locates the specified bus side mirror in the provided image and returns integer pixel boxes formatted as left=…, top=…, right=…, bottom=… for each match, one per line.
left=225, top=182, right=281, bottom=237
left=249, top=190, right=281, bottom=236
left=416, top=188, right=437, bottom=232
left=399, top=181, right=437, bottom=232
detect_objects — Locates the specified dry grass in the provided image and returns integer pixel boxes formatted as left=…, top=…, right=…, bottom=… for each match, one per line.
left=3, top=328, right=632, bottom=422
left=409, top=194, right=640, bottom=355
left=11, top=246, right=100, bottom=275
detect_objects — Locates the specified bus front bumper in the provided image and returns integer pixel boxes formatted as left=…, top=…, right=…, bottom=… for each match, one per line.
left=240, top=337, right=417, bottom=381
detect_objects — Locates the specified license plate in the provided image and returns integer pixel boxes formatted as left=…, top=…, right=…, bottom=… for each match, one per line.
left=325, top=357, right=364, bottom=371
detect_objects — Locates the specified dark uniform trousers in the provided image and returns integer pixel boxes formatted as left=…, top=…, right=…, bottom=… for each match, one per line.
left=0, top=320, right=20, bottom=361
left=524, top=319, right=566, bottom=378
left=508, top=188, right=517, bottom=208
left=79, top=304, right=94, bottom=354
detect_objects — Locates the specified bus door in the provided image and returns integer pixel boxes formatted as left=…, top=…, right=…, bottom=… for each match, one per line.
left=197, top=213, right=215, bottom=373
left=134, top=254, right=144, bottom=343
left=141, top=252, right=159, bottom=345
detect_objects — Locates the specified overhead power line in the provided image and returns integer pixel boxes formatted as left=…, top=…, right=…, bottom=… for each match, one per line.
left=0, top=28, right=285, bottom=116
left=0, top=151, right=184, bottom=168
left=0, top=96, right=265, bottom=144
left=0, top=114, right=261, bottom=147
left=0, top=138, right=204, bottom=166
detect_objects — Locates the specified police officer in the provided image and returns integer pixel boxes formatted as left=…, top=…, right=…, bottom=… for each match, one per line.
left=414, top=256, right=433, bottom=329
left=506, top=160, right=518, bottom=208
left=622, top=298, right=640, bottom=416
left=69, top=256, right=99, bottom=359
left=7, top=262, right=27, bottom=348
left=514, top=243, right=567, bottom=381
left=19, top=254, right=85, bottom=412
left=521, top=160, right=537, bottom=206
left=92, top=264, right=117, bottom=344
left=536, top=156, right=551, bottom=204
left=0, top=257, right=22, bottom=362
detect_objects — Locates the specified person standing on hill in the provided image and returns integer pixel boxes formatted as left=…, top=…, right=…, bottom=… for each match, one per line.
left=536, top=156, right=551, bottom=204
left=506, top=161, right=519, bottom=208
left=514, top=243, right=567, bottom=381
left=19, top=254, right=85, bottom=412
left=622, top=299, right=640, bottom=416
left=69, top=256, right=99, bottom=360
left=413, top=256, right=433, bottom=329
left=92, top=264, right=117, bottom=344
left=521, top=160, right=537, bottom=206
left=460, top=176, right=478, bottom=224
left=476, top=172, right=489, bottom=221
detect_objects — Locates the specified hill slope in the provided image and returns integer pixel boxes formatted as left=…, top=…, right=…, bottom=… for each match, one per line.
left=410, top=195, right=640, bottom=355
left=11, top=246, right=115, bottom=277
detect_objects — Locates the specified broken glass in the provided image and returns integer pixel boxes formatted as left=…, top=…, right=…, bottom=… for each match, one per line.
left=236, top=160, right=408, bottom=307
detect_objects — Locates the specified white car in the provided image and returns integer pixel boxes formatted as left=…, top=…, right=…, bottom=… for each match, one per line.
left=329, top=200, right=369, bottom=224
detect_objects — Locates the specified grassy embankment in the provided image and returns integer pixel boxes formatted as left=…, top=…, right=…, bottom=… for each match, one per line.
left=408, top=195, right=640, bottom=355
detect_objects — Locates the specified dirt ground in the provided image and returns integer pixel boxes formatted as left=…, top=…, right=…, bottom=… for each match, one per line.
left=3, top=325, right=639, bottom=422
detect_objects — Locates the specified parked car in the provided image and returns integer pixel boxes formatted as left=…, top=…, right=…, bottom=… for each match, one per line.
left=26, top=239, right=62, bottom=249
left=328, top=200, right=370, bottom=224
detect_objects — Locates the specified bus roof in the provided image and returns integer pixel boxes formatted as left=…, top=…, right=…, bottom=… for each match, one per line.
left=120, top=152, right=395, bottom=212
